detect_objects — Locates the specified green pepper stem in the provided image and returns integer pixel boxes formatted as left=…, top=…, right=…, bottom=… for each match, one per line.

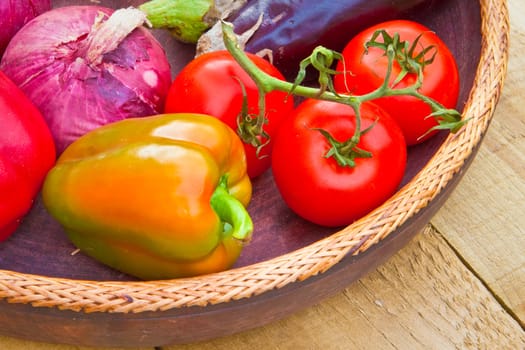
left=210, top=176, right=253, bottom=242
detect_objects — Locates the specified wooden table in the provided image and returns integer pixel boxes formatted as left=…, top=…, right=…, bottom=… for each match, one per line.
left=1, top=1, right=524, bottom=349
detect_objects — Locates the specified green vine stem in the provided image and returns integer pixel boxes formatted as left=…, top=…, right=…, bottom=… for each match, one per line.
left=220, top=21, right=466, bottom=167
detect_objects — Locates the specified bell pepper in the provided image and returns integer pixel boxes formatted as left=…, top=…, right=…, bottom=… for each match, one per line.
left=0, top=71, right=56, bottom=241
left=42, top=113, right=253, bottom=280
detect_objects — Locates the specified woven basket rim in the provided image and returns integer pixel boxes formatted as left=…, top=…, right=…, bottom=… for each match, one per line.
left=0, top=0, right=510, bottom=314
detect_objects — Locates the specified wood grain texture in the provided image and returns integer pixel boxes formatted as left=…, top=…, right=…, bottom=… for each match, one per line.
left=432, top=0, right=525, bottom=325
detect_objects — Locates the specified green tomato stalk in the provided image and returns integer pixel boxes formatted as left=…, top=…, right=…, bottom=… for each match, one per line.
left=139, top=0, right=247, bottom=43
left=220, top=21, right=467, bottom=167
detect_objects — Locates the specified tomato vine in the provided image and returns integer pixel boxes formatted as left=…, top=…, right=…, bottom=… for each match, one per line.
left=221, top=20, right=467, bottom=166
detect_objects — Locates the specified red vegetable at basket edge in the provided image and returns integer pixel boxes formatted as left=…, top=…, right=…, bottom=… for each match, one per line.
left=0, top=70, right=56, bottom=241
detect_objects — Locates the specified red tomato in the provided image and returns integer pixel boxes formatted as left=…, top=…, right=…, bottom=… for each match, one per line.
left=334, top=20, right=459, bottom=146
left=0, top=71, right=56, bottom=241
left=165, top=51, right=294, bottom=178
left=271, top=99, right=407, bottom=227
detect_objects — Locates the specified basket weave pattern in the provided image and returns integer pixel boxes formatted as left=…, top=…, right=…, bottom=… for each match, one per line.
left=0, top=0, right=510, bottom=314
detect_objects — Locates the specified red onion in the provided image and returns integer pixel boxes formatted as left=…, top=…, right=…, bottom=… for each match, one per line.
left=0, top=6, right=172, bottom=154
left=0, top=0, right=51, bottom=57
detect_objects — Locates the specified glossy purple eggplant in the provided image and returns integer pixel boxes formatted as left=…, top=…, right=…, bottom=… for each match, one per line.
left=201, top=0, right=437, bottom=79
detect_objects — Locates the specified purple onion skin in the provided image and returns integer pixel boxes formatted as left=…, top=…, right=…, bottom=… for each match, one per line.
left=0, top=6, right=172, bottom=154
left=0, top=0, right=51, bottom=57
left=229, top=0, right=437, bottom=79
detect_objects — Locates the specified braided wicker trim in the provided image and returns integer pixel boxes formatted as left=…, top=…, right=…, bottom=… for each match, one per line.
left=0, top=0, right=510, bottom=314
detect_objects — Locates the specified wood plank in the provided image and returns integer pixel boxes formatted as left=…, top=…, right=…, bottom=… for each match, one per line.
left=165, top=226, right=525, bottom=350
left=431, top=0, right=525, bottom=324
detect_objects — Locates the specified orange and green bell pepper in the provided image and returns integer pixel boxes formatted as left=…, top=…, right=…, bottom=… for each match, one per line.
left=42, top=113, right=253, bottom=280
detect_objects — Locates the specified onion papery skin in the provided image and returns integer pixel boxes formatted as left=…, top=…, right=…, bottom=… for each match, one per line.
left=0, top=0, right=51, bottom=57
left=0, top=5, right=172, bottom=154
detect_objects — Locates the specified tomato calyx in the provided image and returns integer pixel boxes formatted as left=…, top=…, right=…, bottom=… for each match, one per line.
left=233, top=76, right=270, bottom=158
left=315, top=123, right=374, bottom=168
left=365, top=30, right=437, bottom=86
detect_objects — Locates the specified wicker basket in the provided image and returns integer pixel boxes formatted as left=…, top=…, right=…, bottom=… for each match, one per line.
left=0, top=0, right=509, bottom=325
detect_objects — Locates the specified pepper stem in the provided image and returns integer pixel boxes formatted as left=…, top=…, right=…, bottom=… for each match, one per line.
left=210, top=175, right=253, bottom=242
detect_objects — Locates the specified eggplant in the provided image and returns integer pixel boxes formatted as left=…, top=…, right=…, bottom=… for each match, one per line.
left=197, top=0, right=438, bottom=79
